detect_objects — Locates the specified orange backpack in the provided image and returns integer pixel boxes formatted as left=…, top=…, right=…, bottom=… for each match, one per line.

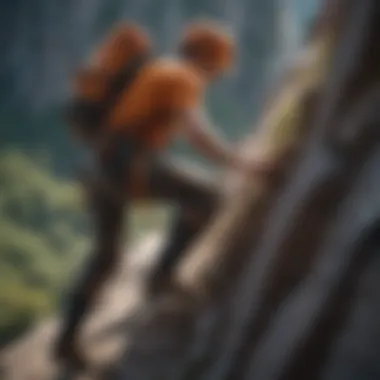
left=64, top=24, right=152, bottom=144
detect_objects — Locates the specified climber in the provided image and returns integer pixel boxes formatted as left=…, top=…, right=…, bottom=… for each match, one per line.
left=55, top=20, right=272, bottom=371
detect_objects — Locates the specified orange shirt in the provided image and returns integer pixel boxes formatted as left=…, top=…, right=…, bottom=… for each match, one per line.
left=106, top=57, right=205, bottom=150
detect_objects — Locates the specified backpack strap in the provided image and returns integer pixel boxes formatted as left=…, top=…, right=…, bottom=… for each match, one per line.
left=105, top=53, right=151, bottom=110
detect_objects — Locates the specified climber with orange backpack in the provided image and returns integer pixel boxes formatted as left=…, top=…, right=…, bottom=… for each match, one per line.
left=55, top=20, right=272, bottom=370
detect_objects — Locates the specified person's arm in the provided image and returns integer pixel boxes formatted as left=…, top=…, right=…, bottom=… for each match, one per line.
left=181, top=107, right=277, bottom=174
left=181, top=107, right=242, bottom=168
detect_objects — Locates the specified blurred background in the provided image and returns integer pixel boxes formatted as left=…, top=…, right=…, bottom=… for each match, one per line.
left=0, top=0, right=318, bottom=348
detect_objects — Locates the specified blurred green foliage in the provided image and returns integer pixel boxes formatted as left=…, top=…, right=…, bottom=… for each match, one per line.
left=0, top=149, right=89, bottom=345
left=0, top=149, right=170, bottom=346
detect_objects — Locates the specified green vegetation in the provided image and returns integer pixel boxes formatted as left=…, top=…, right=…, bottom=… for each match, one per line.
left=0, top=149, right=88, bottom=344
left=0, top=149, right=169, bottom=346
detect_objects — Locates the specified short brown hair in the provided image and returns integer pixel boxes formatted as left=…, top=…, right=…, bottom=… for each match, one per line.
left=179, top=20, right=235, bottom=74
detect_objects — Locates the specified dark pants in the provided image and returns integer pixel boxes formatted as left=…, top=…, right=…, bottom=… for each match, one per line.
left=57, top=139, right=217, bottom=350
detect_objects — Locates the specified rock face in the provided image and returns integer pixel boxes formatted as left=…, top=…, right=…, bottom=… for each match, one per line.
left=0, top=233, right=164, bottom=380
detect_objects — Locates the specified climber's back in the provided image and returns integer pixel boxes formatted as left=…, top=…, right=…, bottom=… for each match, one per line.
left=106, top=57, right=205, bottom=149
